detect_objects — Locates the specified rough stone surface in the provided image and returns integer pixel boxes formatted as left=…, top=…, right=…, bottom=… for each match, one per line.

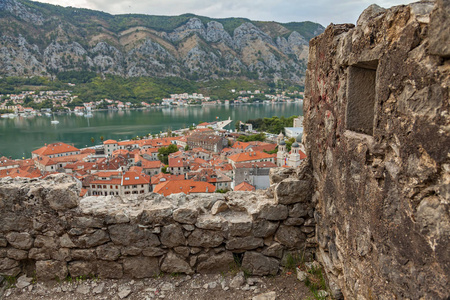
left=0, top=176, right=316, bottom=281
left=305, top=2, right=450, bottom=299
left=36, top=260, right=68, bottom=281
left=5, top=233, right=33, bottom=250
left=196, top=251, right=235, bottom=273
left=242, top=252, right=279, bottom=276
left=160, top=224, right=186, bottom=247
left=123, top=256, right=160, bottom=278
left=275, top=178, right=311, bottom=204
left=68, top=261, right=96, bottom=278
left=160, top=252, right=193, bottom=275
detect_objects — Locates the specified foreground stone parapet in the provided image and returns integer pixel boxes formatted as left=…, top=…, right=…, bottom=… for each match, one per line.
left=305, top=1, right=449, bottom=299
left=0, top=172, right=315, bottom=280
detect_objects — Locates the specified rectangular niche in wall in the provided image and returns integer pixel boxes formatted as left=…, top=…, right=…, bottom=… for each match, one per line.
left=346, top=61, right=378, bottom=135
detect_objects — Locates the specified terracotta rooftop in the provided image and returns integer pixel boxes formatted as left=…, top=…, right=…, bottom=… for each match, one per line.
left=153, top=179, right=216, bottom=196
left=103, top=139, right=118, bottom=145
left=228, top=151, right=273, bottom=163
left=234, top=181, right=256, bottom=191
left=32, top=142, right=80, bottom=156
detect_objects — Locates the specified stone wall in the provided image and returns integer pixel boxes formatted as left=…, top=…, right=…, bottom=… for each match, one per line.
left=304, top=1, right=449, bottom=299
left=0, top=169, right=315, bottom=281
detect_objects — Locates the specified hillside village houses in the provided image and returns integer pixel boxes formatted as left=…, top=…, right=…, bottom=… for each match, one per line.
left=0, top=121, right=306, bottom=196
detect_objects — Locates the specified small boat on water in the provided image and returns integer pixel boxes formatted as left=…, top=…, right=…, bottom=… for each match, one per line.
left=1, top=114, right=8, bottom=118
left=51, top=120, right=59, bottom=124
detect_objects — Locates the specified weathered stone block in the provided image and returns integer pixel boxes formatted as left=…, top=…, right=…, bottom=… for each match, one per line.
left=160, top=224, right=186, bottom=247
left=36, top=260, right=68, bottom=281
left=283, top=218, right=305, bottom=226
left=242, top=252, right=279, bottom=276
left=160, top=252, right=193, bottom=275
left=173, top=207, right=198, bottom=224
left=105, top=212, right=130, bottom=225
left=68, top=261, right=96, bottom=278
left=259, top=205, right=288, bottom=221
left=188, top=229, right=223, bottom=248
left=252, top=220, right=279, bottom=238
left=34, top=235, right=58, bottom=249
left=109, top=224, right=159, bottom=247
left=196, top=251, right=235, bottom=273
left=7, top=248, right=28, bottom=260
left=70, top=216, right=104, bottom=228
left=121, top=246, right=142, bottom=256
left=0, top=237, right=7, bottom=247
left=173, top=246, right=190, bottom=258
left=59, top=234, right=76, bottom=248
left=275, top=178, right=311, bottom=205
left=211, top=200, right=228, bottom=215
left=96, top=243, right=121, bottom=261
left=28, top=248, right=51, bottom=260
left=195, top=214, right=225, bottom=230
left=142, top=247, right=167, bottom=257
left=46, top=186, right=78, bottom=211
left=52, top=248, right=71, bottom=262
left=227, top=215, right=253, bottom=237
left=261, top=243, right=284, bottom=259
left=123, top=256, right=160, bottom=278
left=0, top=257, right=19, bottom=270
left=275, top=225, right=306, bottom=248
left=6, top=232, right=33, bottom=250
left=78, top=230, right=110, bottom=248
left=269, top=167, right=295, bottom=185
left=226, top=237, right=264, bottom=251
left=138, top=206, right=173, bottom=224
left=71, top=249, right=97, bottom=261
left=97, top=261, right=123, bottom=279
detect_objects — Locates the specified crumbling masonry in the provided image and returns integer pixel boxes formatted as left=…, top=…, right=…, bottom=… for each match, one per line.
left=304, top=0, right=449, bottom=299
left=0, top=1, right=449, bottom=300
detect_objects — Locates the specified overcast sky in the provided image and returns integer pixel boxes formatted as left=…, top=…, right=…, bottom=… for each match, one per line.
left=32, top=0, right=418, bottom=26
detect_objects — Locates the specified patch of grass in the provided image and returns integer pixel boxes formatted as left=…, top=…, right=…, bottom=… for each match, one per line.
left=152, top=272, right=164, bottom=279
left=303, top=264, right=329, bottom=300
left=4, top=275, right=17, bottom=289
left=284, top=251, right=305, bottom=270
left=242, top=268, right=252, bottom=279
left=169, top=272, right=182, bottom=278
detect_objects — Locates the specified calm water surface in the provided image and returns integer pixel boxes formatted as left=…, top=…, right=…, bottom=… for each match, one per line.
left=0, top=102, right=302, bottom=159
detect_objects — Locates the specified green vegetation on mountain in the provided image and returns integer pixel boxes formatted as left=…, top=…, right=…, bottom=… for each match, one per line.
left=0, top=73, right=270, bottom=103
left=245, top=115, right=298, bottom=134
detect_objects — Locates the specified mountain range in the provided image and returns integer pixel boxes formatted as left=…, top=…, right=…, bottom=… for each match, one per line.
left=0, top=0, right=324, bottom=84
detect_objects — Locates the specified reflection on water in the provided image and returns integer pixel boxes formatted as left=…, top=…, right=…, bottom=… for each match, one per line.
left=0, top=103, right=302, bottom=158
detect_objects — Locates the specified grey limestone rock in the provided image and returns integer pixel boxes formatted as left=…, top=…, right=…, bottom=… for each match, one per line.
left=242, top=252, right=279, bottom=276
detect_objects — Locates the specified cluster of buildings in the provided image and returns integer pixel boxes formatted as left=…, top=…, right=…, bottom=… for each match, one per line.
left=0, top=119, right=306, bottom=196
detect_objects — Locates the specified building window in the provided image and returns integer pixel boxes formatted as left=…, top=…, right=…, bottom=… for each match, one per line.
left=346, top=61, right=378, bottom=135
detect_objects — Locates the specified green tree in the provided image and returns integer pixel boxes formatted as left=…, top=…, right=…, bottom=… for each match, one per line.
left=90, top=137, right=95, bottom=144
left=157, top=144, right=179, bottom=164
left=100, top=136, right=104, bottom=142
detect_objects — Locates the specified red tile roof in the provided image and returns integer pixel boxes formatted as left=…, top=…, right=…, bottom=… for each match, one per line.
left=103, top=139, right=118, bottom=145
left=234, top=181, right=256, bottom=191
left=153, top=180, right=216, bottom=196
left=121, top=171, right=150, bottom=185
left=228, top=151, right=273, bottom=163
left=32, top=142, right=80, bottom=156
left=151, top=173, right=185, bottom=185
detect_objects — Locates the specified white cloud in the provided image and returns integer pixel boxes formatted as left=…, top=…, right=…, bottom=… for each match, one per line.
left=32, top=0, right=418, bottom=26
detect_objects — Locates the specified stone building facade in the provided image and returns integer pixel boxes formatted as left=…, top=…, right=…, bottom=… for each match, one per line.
left=304, top=1, right=449, bottom=299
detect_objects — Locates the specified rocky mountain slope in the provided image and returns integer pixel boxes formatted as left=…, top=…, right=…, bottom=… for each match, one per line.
left=0, top=0, right=324, bottom=83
